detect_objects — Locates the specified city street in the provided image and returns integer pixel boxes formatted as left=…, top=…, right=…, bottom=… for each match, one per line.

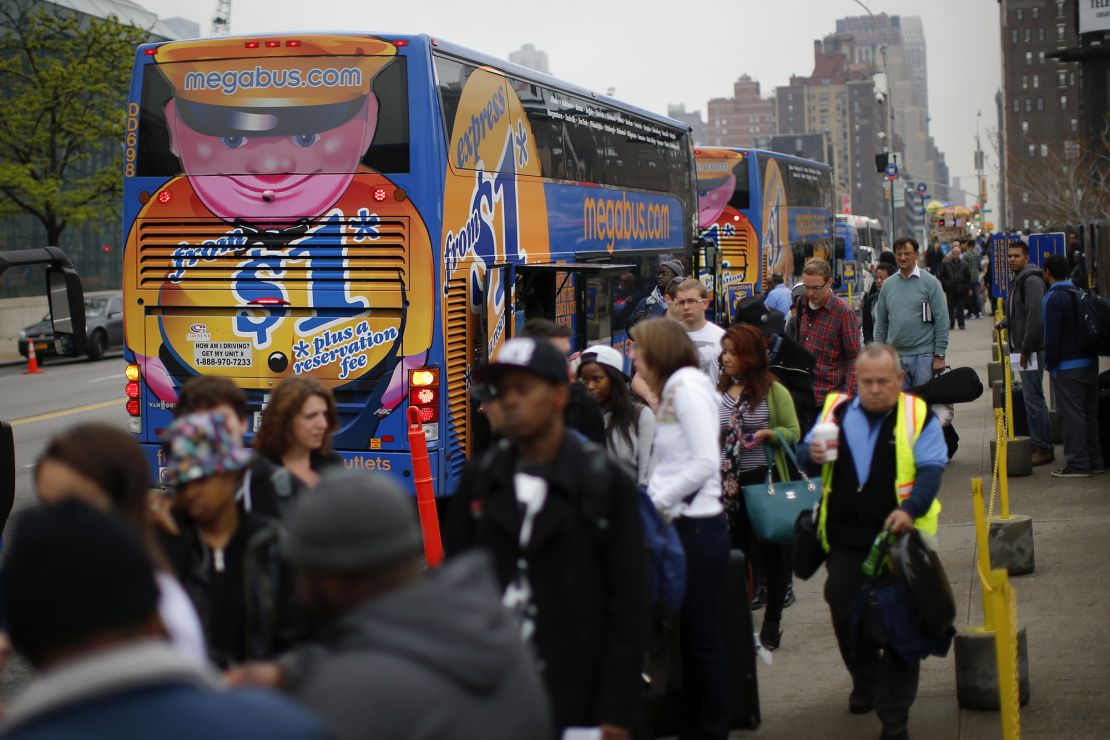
left=1, top=354, right=128, bottom=520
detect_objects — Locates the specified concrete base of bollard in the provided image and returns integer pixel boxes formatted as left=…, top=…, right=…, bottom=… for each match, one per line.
left=989, top=515, right=1035, bottom=575
left=988, top=361, right=1004, bottom=386
left=989, top=437, right=1033, bottom=477
left=992, top=380, right=1004, bottom=409
left=955, top=627, right=1031, bottom=709
left=1049, top=410, right=1063, bottom=444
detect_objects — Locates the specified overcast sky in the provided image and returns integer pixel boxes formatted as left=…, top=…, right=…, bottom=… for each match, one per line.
left=137, top=0, right=1002, bottom=208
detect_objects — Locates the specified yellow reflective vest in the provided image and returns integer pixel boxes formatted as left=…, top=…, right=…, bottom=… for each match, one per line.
left=817, top=391, right=941, bottom=551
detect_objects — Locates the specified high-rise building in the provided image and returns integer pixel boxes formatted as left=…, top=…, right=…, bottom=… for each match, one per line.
left=774, top=40, right=884, bottom=218
left=667, top=103, right=707, bottom=146
left=508, top=43, right=550, bottom=75
left=706, top=75, right=775, bottom=148
left=999, top=1, right=1085, bottom=230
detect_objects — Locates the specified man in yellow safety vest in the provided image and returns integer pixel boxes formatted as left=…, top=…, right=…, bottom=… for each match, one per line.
left=797, top=343, right=948, bottom=740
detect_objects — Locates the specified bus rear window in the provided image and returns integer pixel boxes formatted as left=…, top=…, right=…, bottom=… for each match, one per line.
left=137, top=55, right=409, bottom=176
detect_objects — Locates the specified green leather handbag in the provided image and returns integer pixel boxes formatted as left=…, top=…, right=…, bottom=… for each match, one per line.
left=741, top=430, right=822, bottom=545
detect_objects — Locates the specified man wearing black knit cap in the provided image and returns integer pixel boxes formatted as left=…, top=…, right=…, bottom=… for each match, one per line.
left=627, top=258, right=685, bottom=329
left=0, top=500, right=323, bottom=740
left=231, top=468, right=551, bottom=740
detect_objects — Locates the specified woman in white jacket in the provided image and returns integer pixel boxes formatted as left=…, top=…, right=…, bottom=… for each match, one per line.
left=631, top=318, right=730, bottom=740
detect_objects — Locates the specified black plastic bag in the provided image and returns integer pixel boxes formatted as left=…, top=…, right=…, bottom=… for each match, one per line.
left=888, top=529, right=957, bottom=636
left=910, top=366, right=984, bottom=405
left=792, top=506, right=826, bottom=580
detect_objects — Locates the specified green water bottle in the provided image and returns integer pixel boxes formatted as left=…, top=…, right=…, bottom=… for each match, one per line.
left=862, top=529, right=893, bottom=577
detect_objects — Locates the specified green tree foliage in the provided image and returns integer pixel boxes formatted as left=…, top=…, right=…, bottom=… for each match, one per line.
left=0, top=2, right=149, bottom=246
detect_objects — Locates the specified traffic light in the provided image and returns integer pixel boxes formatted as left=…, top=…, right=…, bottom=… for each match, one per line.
left=875, top=152, right=889, bottom=174
left=938, top=218, right=946, bottom=228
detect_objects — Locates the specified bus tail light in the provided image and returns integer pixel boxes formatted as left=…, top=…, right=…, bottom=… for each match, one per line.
left=372, top=186, right=388, bottom=202
left=125, top=380, right=141, bottom=399
left=244, top=41, right=261, bottom=48
left=286, top=40, right=302, bottom=47
left=125, top=363, right=141, bottom=381
left=408, top=368, right=440, bottom=437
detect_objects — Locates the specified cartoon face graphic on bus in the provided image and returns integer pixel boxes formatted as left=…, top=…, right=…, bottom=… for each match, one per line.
left=696, top=149, right=758, bottom=303
left=124, top=36, right=432, bottom=417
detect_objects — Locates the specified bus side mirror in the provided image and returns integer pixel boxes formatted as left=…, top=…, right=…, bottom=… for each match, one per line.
left=47, top=266, right=87, bottom=357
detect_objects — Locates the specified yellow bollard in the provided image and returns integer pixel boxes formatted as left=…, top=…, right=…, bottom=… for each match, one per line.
left=996, top=409, right=1011, bottom=520
left=984, top=569, right=1023, bottom=740
left=1000, top=333, right=1015, bottom=441
left=970, top=478, right=998, bottom=630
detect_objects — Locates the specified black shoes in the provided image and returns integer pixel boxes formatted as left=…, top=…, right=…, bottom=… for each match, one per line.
left=849, top=689, right=874, bottom=715
left=783, top=583, right=796, bottom=608
left=759, top=619, right=782, bottom=651
left=750, top=584, right=766, bottom=611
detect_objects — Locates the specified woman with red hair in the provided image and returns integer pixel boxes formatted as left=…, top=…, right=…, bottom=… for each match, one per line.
left=719, top=323, right=800, bottom=651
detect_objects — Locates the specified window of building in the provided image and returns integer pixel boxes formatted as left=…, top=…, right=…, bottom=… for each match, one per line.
left=1060, top=95, right=1067, bottom=110
left=1016, top=8, right=1023, bottom=20
left=1013, top=98, right=1020, bottom=113
left=1033, top=74, right=1039, bottom=89
left=1022, top=192, right=1029, bottom=204
left=1071, top=118, right=1079, bottom=132
left=1021, top=120, right=1029, bottom=135
left=1039, top=51, right=1045, bottom=64
left=1036, top=97, right=1044, bottom=111
left=1025, top=51, right=1033, bottom=65
left=1023, top=218, right=1030, bottom=229
left=1041, top=144, right=1049, bottom=157
left=1057, top=25, right=1065, bottom=40
left=1038, top=27, right=1046, bottom=41
left=1057, top=1, right=1065, bottom=18
left=1011, top=28, right=1018, bottom=44
left=1028, top=144, right=1035, bottom=157
left=1032, top=7, right=1039, bottom=18
left=1022, top=74, right=1028, bottom=90
left=1069, top=72, right=1075, bottom=86
left=1024, top=28, right=1031, bottom=42
left=1059, top=70, right=1067, bottom=86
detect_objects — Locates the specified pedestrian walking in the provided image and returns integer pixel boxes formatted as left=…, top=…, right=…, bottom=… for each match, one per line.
left=862, top=263, right=895, bottom=344
left=787, top=258, right=860, bottom=407
left=1042, top=255, right=1103, bottom=478
left=873, top=237, right=950, bottom=389
left=255, top=377, right=341, bottom=495
left=718, top=324, right=800, bottom=651
left=0, top=501, right=324, bottom=740
left=445, top=337, right=648, bottom=738
left=673, top=278, right=726, bottom=385
left=234, top=469, right=552, bottom=740
left=995, top=241, right=1054, bottom=466
left=175, top=376, right=287, bottom=519
left=628, top=259, right=685, bottom=329
left=160, top=412, right=304, bottom=668
left=924, top=240, right=944, bottom=275
left=34, top=423, right=207, bottom=666
left=962, top=239, right=984, bottom=319
left=632, top=318, right=730, bottom=739
left=577, top=344, right=656, bottom=486
left=798, top=343, right=949, bottom=740
left=939, top=245, right=970, bottom=331
left=764, top=273, right=792, bottom=316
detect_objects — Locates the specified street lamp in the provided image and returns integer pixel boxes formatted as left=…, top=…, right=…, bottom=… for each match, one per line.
left=853, top=0, right=898, bottom=248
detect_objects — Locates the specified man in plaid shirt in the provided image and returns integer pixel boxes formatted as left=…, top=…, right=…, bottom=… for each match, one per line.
left=790, top=258, right=861, bottom=406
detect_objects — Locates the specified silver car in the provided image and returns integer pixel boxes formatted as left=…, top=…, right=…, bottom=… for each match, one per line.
left=18, top=293, right=124, bottom=362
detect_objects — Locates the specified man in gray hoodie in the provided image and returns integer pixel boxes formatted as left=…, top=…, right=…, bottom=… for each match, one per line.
left=995, top=240, right=1054, bottom=466
left=239, top=469, right=552, bottom=740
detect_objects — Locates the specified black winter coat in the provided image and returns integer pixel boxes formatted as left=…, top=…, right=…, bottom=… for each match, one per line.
left=444, top=433, right=649, bottom=732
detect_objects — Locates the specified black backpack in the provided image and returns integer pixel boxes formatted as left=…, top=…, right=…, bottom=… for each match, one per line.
left=767, top=332, right=817, bottom=433
left=1069, top=287, right=1110, bottom=357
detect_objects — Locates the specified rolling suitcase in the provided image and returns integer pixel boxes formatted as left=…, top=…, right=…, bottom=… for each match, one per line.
left=723, top=548, right=761, bottom=729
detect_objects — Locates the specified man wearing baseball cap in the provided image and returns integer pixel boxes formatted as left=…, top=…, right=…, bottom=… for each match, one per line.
left=445, top=337, right=648, bottom=739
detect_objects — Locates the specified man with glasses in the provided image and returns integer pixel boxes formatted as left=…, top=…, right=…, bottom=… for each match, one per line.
left=873, top=237, right=950, bottom=389
left=673, top=278, right=726, bottom=385
left=788, top=259, right=860, bottom=406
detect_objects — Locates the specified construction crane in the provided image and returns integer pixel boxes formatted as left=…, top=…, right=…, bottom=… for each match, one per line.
left=211, top=0, right=231, bottom=36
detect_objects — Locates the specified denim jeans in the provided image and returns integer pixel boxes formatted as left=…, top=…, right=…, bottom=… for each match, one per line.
left=675, top=513, right=731, bottom=740
left=1019, top=353, right=1053, bottom=454
left=900, top=352, right=936, bottom=391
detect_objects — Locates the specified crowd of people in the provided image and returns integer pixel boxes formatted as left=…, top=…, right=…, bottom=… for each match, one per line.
left=1, top=236, right=1100, bottom=740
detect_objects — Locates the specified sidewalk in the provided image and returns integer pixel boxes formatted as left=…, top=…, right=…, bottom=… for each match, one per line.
left=746, top=315, right=1110, bottom=739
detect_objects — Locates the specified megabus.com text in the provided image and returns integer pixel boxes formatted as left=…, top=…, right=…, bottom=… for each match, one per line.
left=184, top=66, right=363, bottom=96
left=583, top=193, right=670, bottom=250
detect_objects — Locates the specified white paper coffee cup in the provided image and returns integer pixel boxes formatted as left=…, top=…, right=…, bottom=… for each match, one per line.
left=813, top=422, right=840, bottom=461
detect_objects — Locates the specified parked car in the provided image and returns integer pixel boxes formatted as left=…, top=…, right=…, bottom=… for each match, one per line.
left=18, top=293, right=124, bottom=362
